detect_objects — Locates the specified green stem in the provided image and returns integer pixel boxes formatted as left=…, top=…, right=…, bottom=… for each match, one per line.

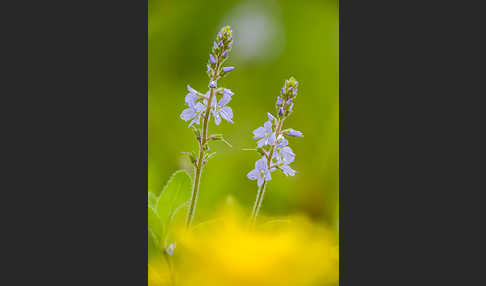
left=185, top=56, right=221, bottom=228
left=250, top=117, right=285, bottom=224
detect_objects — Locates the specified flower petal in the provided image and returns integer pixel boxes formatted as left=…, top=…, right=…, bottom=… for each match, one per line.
left=268, top=133, right=277, bottom=146
left=180, top=108, right=195, bottom=121
left=253, top=127, right=266, bottom=139
left=220, top=106, right=233, bottom=123
left=247, top=169, right=259, bottom=180
left=219, top=94, right=232, bottom=107
left=212, top=110, right=222, bottom=125
left=255, top=158, right=267, bottom=171
left=264, top=121, right=273, bottom=132
left=280, top=164, right=296, bottom=176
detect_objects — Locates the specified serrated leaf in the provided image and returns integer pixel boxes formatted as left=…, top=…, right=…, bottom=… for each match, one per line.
left=156, top=170, right=192, bottom=234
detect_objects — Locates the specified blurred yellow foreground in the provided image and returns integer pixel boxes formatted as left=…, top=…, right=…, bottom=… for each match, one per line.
left=148, top=205, right=338, bottom=286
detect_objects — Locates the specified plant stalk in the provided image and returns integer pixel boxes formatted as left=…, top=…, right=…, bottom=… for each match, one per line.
left=185, top=56, right=221, bottom=228
left=250, top=117, right=285, bottom=224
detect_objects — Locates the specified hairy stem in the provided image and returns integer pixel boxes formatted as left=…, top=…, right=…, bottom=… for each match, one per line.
left=250, top=117, right=285, bottom=224
left=186, top=56, right=221, bottom=228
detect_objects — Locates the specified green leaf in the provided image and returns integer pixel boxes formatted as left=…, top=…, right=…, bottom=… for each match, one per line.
left=156, top=170, right=192, bottom=235
left=148, top=205, right=163, bottom=248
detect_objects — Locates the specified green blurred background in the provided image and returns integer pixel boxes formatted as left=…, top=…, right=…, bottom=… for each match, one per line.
left=149, top=0, right=339, bottom=228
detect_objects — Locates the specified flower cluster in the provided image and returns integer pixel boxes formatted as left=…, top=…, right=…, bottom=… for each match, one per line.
left=247, top=77, right=303, bottom=187
left=180, top=26, right=235, bottom=128
left=178, top=26, right=236, bottom=229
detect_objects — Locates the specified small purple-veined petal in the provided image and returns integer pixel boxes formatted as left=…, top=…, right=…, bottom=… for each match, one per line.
left=253, top=127, right=266, bottom=139
left=247, top=169, right=259, bottom=180
left=218, top=40, right=223, bottom=47
left=255, top=158, right=267, bottom=171
left=220, top=106, right=233, bottom=123
left=267, top=112, right=275, bottom=122
left=228, top=41, right=233, bottom=48
left=212, top=110, right=222, bottom=125
left=280, top=147, right=295, bottom=163
left=268, top=133, right=277, bottom=146
left=209, top=81, right=217, bottom=88
left=281, top=87, right=285, bottom=95
left=257, top=138, right=266, bottom=148
left=278, top=107, right=284, bottom=116
left=289, top=103, right=294, bottom=112
left=286, top=98, right=293, bottom=105
left=223, top=66, right=234, bottom=73
left=194, top=102, right=206, bottom=112
left=280, top=164, right=296, bottom=176
left=209, top=54, right=216, bottom=64
left=180, top=108, right=195, bottom=121
left=222, top=50, right=228, bottom=57
left=288, top=129, right=303, bottom=137
left=223, top=88, right=234, bottom=97
left=277, top=136, right=288, bottom=148
left=276, top=97, right=283, bottom=106
left=219, top=94, right=232, bottom=107
left=185, top=92, right=198, bottom=106
left=207, top=64, right=211, bottom=73
left=213, top=41, right=218, bottom=50
left=263, top=121, right=273, bottom=133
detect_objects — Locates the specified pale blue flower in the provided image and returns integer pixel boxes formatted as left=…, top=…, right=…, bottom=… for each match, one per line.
left=211, top=93, right=233, bottom=125
left=209, top=81, right=217, bottom=88
left=185, top=84, right=200, bottom=106
left=180, top=101, right=206, bottom=127
left=253, top=121, right=276, bottom=148
left=247, top=157, right=272, bottom=187
left=275, top=146, right=295, bottom=164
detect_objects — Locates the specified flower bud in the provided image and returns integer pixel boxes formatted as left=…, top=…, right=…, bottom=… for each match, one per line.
left=209, top=54, right=216, bottom=65
left=223, top=66, right=234, bottom=73
left=209, top=81, right=217, bottom=88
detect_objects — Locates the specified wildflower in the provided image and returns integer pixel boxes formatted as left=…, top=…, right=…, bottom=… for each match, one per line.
left=180, top=25, right=235, bottom=228
left=253, top=121, right=276, bottom=148
left=211, top=93, right=234, bottom=125
left=246, top=77, right=303, bottom=222
left=247, top=158, right=272, bottom=187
